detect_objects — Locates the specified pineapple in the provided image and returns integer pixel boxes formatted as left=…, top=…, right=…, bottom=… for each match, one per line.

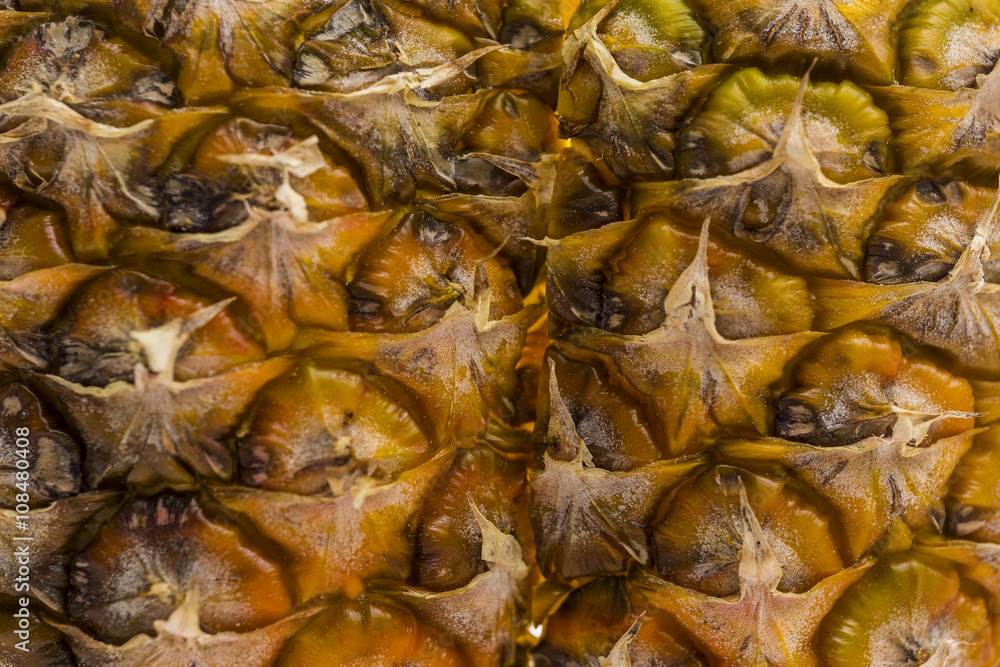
left=0, top=0, right=999, bottom=666
left=536, top=0, right=1000, bottom=664
left=0, top=1, right=554, bottom=664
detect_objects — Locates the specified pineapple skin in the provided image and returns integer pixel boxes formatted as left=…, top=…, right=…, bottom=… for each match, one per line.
left=0, top=1, right=997, bottom=667
left=537, top=0, right=1000, bottom=664
left=0, top=1, right=555, bottom=664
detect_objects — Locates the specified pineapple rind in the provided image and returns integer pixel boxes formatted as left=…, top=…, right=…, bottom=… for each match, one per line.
left=0, top=0, right=998, bottom=665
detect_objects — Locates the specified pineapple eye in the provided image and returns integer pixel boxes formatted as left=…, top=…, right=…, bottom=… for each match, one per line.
left=652, top=464, right=845, bottom=597
left=294, top=0, right=394, bottom=90
left=558, top=0, right=726, bottom=181
left=872, top=52, right=1000, bottom=174
left=691, top=0, right=906, bottom=84
left=567, top=0, right=706, bottom=82
left=50, top=270, right=265, bottom=387
left=182, top=117, right=367, bottom=219
left=531, top=362, right=706, bottom=577
left=159, top=172, right=234, bottom=234
left=413, top=210, right=458, bottom=247
left=67, top=494, right=293, bottom=645
left=533, top=578, right=634, bottom=665
left=0, top=383, right=80, bottom=508
left=457, top=91, right=559, bottom=196
left=115, top=116, right=380, bottom=352
left=677, top=67, right=891, bottom=184
left=948, top=423, right=1000, bottom=542
left=237, top=362, right=432, bottom=495
left=538, top=345, right=661, bottom=469
left=818, top=553, right=995, bottom=666
left=914, top=178, right=950, bottom=203
left=462, top=91, right=556, bottom=167
left=0, top=200, right=72, bottom=280
left=775, top=327, right=974, bottom=447
left=813, top=185, right=1000, bottom=375
left=865, top=179, right=997, bottom=284
left=183, top=118, right=293, bottom=193
left=38, top=277, right=291, bottom=490
left=533, top=577, right=702, bottom=666
left=411, top=444, right=529, bottom=591
left=899, top=0, right=1000, bottom=91
left=1, top=17, right=174, bottom=119
left=600, top=210, right=814, bottom=338
left=348, top=211, right=522, bottom=332
left=499, top=0, right=572, bottom=51
left=278, top=598, right=466, bottom=666
left=294, top=0, right=475, bottom=95
left=548, top=144, right=625, bottom=239
left=109, top=0, right=326, bottom=104
left=544, top=214, right=631, bottom=328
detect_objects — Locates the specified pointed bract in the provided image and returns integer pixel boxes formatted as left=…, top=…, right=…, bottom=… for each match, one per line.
left=115, top=0, right=330, bottom=104
left=234, top=52, right=500, bottom=205
left=598, top=613, right=643, bottom=667
left=56, top=596, right=318, bottom=667
left=39, top=304, right=292, bottom=488
left=530, top=367, right=706, bottom=578
left=721, top=410, right=976, bottom=559
left=633, top=486, right=871, bottom=667
left=297, top=290, right=541, bottom=444
left=814, top=184, right=1000, bottom=374
left=633, top=71, right=903, bottom=278
left=381, top=502, right=528, bottom=667
left=122, top=208, right=390, bottom=351
left=566, top=220, right=821, bottom=455
left=214, top=450, right=452, bottom=602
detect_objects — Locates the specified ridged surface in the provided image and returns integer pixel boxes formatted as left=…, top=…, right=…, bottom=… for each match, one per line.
left=0, top=0, right=997, bottom=665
